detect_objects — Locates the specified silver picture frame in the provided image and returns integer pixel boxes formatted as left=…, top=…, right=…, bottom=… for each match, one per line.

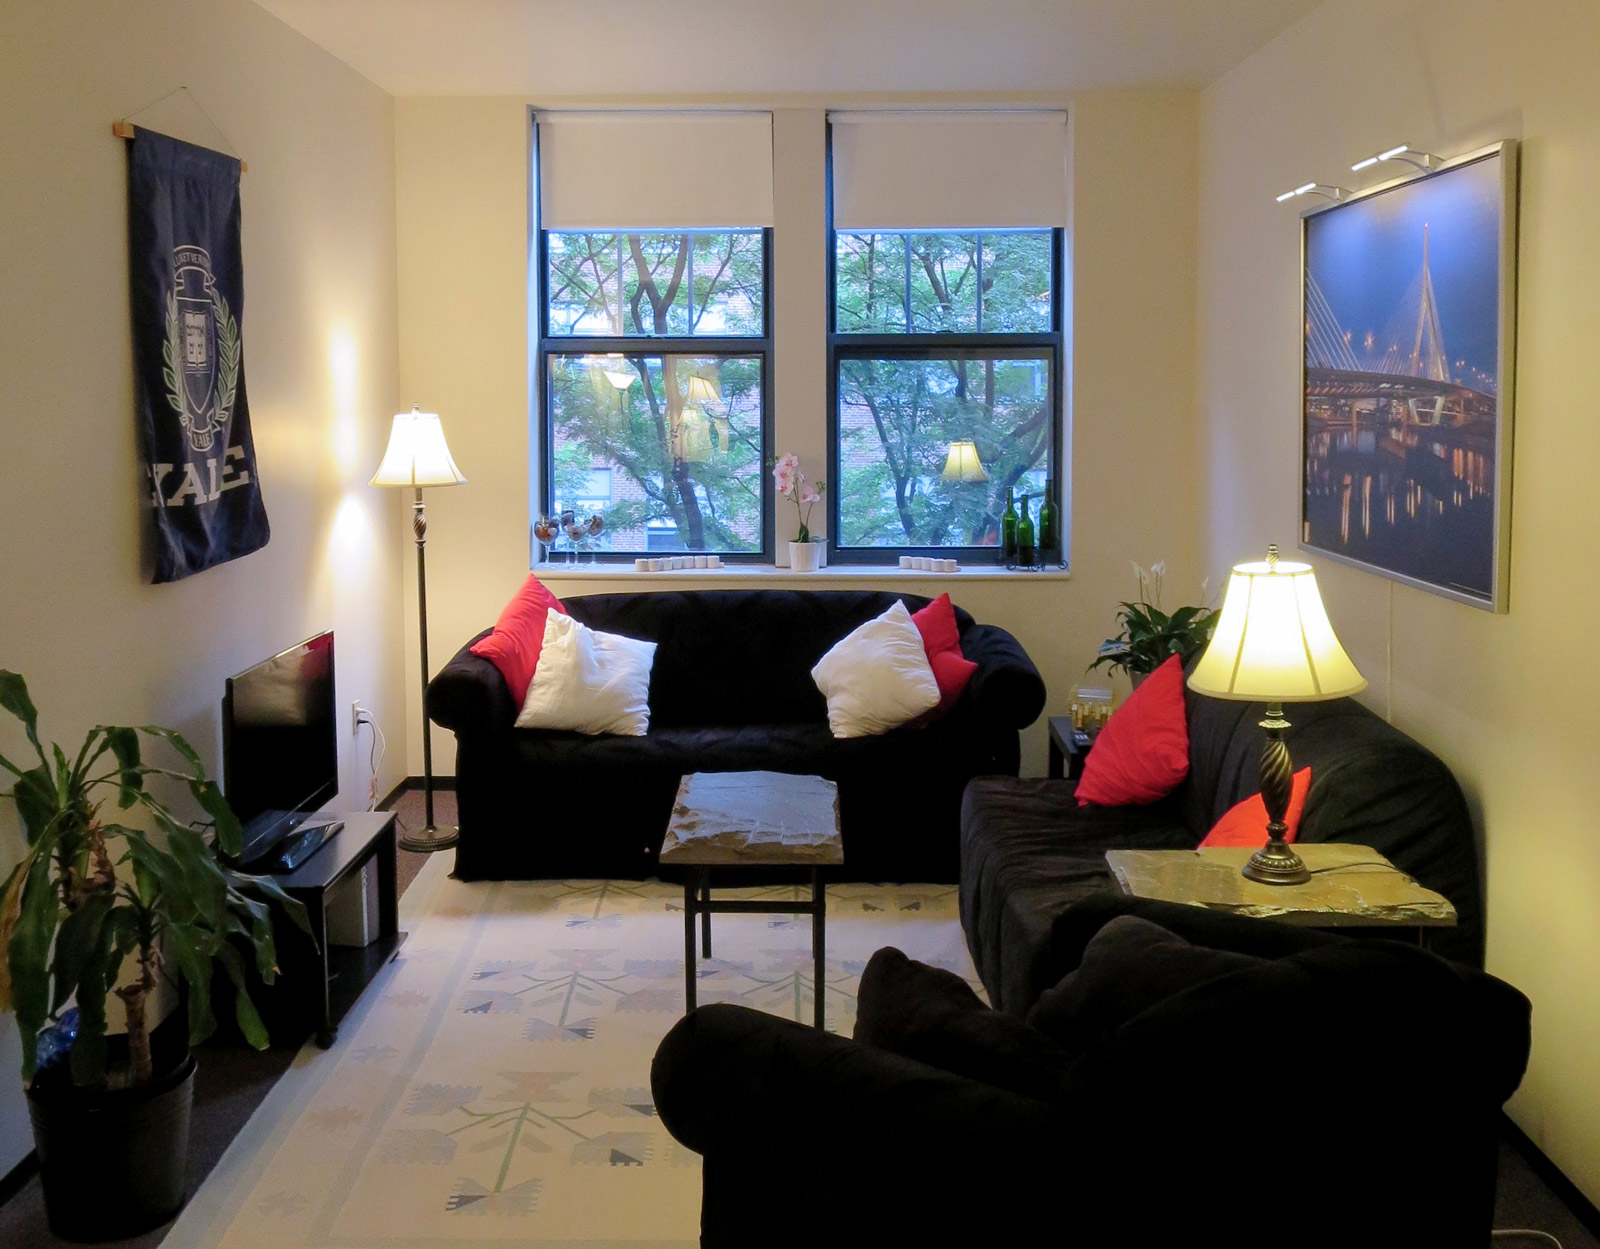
left=1299, top=139, right=1519, bottom=612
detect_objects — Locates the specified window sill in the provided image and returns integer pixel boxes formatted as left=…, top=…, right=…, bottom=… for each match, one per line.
left=532, top=562, right=1071, bottom=584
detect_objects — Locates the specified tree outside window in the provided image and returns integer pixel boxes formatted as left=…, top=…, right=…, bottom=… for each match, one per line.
left=831, top=230, right=1060, bottom=556
left=541, top=230, right=769, bottom=557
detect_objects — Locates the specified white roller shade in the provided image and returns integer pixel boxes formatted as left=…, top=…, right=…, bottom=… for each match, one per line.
left=830, top=110, right=1068, bottom=231
left=538, top=111, right=774, bottom=230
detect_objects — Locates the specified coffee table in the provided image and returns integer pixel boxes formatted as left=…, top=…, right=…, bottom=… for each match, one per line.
left=659, top=771, right=843, bottom=1029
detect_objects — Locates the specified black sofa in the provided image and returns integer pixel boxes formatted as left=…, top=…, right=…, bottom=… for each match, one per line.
left=652, top=898, right=1530, bottom=1248
left=961, top=674, right=1486, bottom=1017
left=427, top=589, right=1045, bottom=883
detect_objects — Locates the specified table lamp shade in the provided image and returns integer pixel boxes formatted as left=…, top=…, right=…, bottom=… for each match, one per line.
left=1188, top=551, right=1366, bottom=703
left=941, top=440, right=988, bottom=483
left=370, top=406, right=467, bottom=488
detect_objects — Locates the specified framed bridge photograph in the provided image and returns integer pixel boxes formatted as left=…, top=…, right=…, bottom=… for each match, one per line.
left=1300, top=140, right=1518, bottom=611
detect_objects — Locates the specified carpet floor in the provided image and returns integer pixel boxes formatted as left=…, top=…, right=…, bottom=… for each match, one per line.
left=157, top=849, right=976, bottom=1248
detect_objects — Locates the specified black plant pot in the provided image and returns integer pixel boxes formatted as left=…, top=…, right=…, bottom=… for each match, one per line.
left=26, top=1052, right=197, bottom=1242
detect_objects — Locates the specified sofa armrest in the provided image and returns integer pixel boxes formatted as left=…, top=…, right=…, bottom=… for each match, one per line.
left=959, top=623, right=1046, bottom=729
left=1043, top=892, right=1346, bottom=976
left=652, top=1004, right=1055, bottom=1193
left=425, top=630, right=517, bottom=737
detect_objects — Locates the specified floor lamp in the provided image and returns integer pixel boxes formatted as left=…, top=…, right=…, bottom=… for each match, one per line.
left=371, top=405, right=467, bottom=853
left=1186, top=545, right=1366, bottom=884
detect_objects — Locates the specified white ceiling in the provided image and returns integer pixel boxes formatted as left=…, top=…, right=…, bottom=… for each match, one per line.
left=252, top=0, right=1323, bottom=97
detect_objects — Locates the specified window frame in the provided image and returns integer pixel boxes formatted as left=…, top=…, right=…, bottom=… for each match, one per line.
left=824, top=130, right=1066, bottom=566
left=535, top=226, right=776, bottom=564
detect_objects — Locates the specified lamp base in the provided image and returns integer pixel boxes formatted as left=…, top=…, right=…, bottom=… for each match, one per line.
left=399, top=825, right=459, bottom=854
left=1242, top=839, right=1311, bottom=886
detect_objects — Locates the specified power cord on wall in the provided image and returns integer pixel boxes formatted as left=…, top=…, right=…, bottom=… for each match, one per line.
left=1492, top=1231, right=1564, bottom=1247
left=1385, top=579, right=1394, bottom=724
left=355, top=710, right=385, bottom=811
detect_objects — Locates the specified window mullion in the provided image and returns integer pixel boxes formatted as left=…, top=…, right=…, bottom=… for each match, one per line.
left=902, top=234, right=911, bottom=332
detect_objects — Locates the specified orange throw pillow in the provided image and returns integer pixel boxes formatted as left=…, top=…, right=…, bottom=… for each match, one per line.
left=1201, top=767, right=1313, bottom=847
left=1074, top=655, right=1189, bottom=807
left=469, top=574, right=567, bottom=705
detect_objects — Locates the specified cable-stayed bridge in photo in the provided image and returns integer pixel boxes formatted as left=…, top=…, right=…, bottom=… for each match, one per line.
left=1305, top=224, right=1493, bottom=430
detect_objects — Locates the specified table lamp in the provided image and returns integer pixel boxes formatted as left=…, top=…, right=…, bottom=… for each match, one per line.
left=371, top=405, right=467, bottom=853
left=1187, top=545, right=1365, bottom=884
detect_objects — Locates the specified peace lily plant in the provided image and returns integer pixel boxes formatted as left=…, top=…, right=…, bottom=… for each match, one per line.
left=0, top=670, right=307, bottom=1090
left=1089, top=561, right=1219, bottom=682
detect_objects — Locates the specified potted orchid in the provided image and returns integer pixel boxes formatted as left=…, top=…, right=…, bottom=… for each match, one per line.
left=773, top=453, right=826, bottom=572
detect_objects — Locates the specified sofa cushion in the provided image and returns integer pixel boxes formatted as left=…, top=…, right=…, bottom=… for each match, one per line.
left=514, top=611, right=656, bottom=736
left=911, top=594, right=979, bottom=722
left=854, top=947, right=1070, bottom=1102
left=811, top=600, right=941, bottom=738
left=468, top=574, right=567, bottom=706
left=1075, top=655, right=1189, bottom=806
left=1200, top=766, right=1311, bottom=847
left=1025, top=916, right=1264, bottom=1052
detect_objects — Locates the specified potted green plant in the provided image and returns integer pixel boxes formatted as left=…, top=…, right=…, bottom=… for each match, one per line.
left=1088, top=561, right=1218, bottom=685
left=0, top=670, right=307, bottom=1241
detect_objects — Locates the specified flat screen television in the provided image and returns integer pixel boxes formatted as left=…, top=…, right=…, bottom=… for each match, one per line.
left=223, top=631, right=338, bottom=864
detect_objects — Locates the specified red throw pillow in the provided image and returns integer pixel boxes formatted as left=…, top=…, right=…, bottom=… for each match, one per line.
left=1200, top=767, right=1312, bottom=847
left=910, top=594, right=978, bottom=721
left=469, top=574, right=568, bottom=705
left=1074, top=655, right=1189, bottom=807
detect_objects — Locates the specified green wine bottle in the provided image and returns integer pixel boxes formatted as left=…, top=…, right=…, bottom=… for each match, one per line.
left=1038, top=479, right=1057, bottom=564
left=1001, top=488, right=1019, bottom=564
left=1016, top=493, right=1036, bottom=567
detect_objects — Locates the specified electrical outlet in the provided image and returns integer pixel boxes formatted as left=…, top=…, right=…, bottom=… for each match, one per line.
left=351, top=700, right=366, bottom=735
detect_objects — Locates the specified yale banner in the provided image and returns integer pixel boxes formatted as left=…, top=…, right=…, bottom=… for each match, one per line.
left=128, top=130, right=269, bottom=582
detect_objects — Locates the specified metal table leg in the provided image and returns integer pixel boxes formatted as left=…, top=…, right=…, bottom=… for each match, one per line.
left=683, top=873, right=698, bottom=1014
left=701, top=876, right=712, bottom=957
left=812, top=868, right=825, bottom=1031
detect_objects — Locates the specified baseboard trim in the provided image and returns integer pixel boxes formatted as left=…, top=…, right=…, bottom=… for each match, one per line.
left=1501, top=1112, right=1600, bottom=1239
left=0, top=1150, right=37, bottom=1207
left=377, top=777, right=457, bottom=811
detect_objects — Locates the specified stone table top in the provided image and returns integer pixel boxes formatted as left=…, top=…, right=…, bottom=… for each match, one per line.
left=1105, top=844, right=1457, bottom=927
left=659, top=771, right=844, bottom=866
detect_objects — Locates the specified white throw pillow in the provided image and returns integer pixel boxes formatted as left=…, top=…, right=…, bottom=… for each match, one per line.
left=811, top=600, right=941, bottom=739
left=515, top=610, right=656, bottom=736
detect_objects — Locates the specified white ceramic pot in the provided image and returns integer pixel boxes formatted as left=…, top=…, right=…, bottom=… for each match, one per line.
left=789, top=540, right=821, bottom=572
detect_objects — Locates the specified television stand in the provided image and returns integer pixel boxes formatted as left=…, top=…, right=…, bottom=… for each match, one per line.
left=272, top=811, right=404, bottom=1048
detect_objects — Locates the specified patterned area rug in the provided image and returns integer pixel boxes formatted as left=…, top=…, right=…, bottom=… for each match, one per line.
left=162, top=853, right=981, bottom=1248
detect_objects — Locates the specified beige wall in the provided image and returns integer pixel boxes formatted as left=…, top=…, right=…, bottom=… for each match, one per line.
left=394, top=89, right=1202, bottom=779
left=1197, top=0, right=1600, bottom=1199
left=0, top=0, right=407, bottom=1161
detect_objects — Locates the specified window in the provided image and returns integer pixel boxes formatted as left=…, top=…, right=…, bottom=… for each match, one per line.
left=535, top=112, right=774, bottom=560
left=827, top=112, right=1067, bottom=562
left=829, top=230, right=1063, bottom=556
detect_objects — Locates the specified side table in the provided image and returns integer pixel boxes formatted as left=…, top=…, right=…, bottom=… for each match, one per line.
left=1046, top=716, right=1097, bottom=780
left=274, top=811, right=405, bottom=1047
left=1106, top=843, right=1456, bottom=945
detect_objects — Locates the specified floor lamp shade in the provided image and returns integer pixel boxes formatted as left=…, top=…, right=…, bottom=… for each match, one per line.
left=941, top=440, right=989, bottom=483
left=370, top=406, right=467, bottom=489
left=370, top=405, right=465, bottom=854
